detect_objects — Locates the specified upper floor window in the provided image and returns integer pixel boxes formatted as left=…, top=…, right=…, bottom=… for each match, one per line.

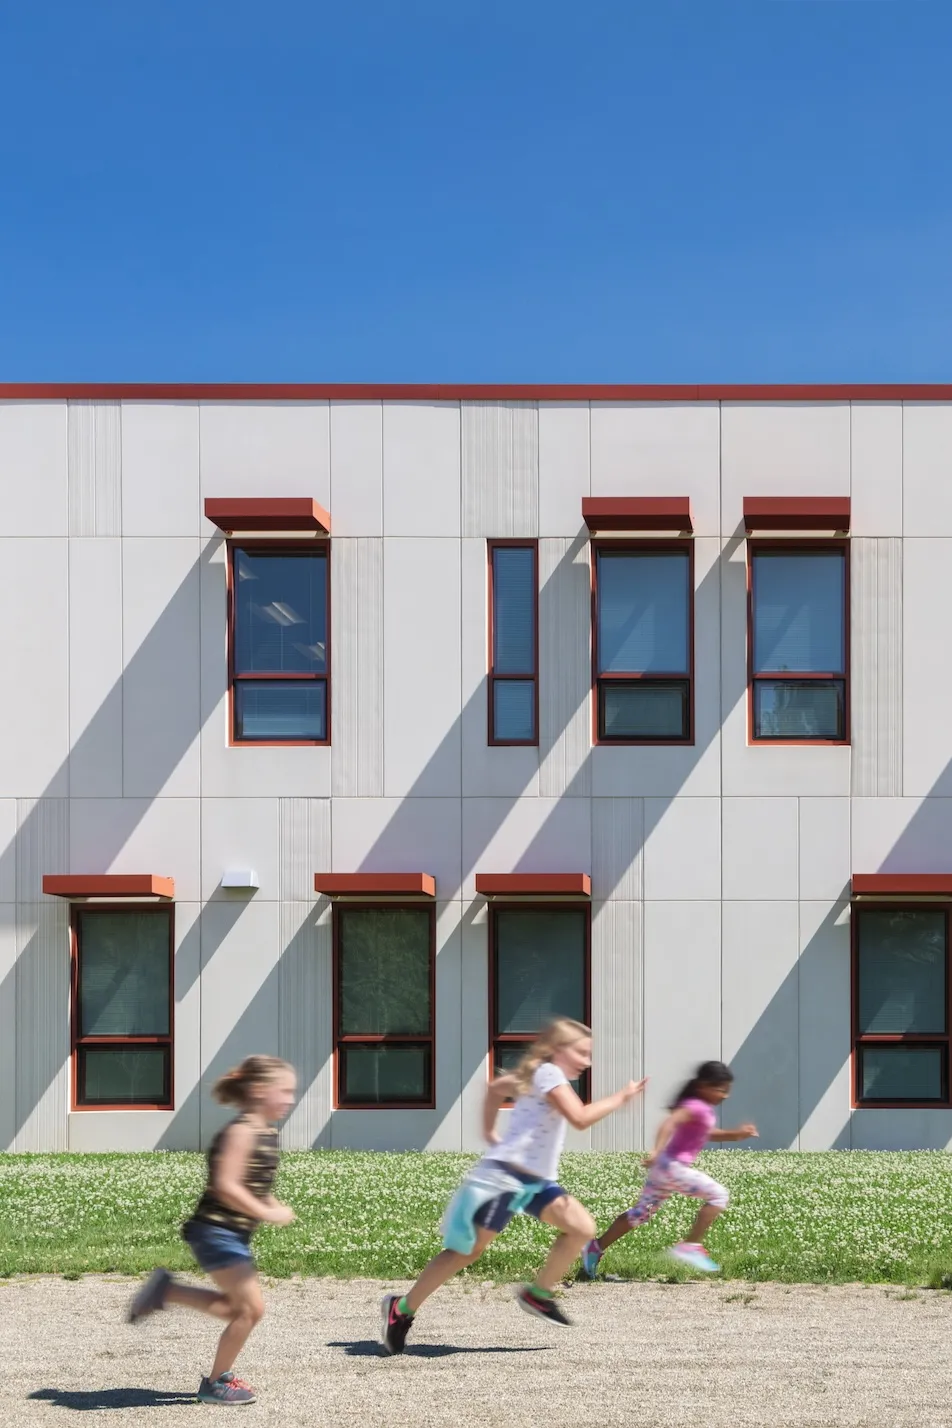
left=72, top=907, right=174, bottom=1110
left=488, top=542, right=538, bottom=745
left=593, top=545, right=692, bottom=743
left=333, top=905, right=435, bottom=1108
left=229, top=545, right=329, bottom=744
left=749, top=545, right=847, bottom=742
left=853, top=906, right=949, bottom=1106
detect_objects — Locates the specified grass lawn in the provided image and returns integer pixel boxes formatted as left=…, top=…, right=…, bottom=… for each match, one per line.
left=2, top=1150, right=952, bottom=1286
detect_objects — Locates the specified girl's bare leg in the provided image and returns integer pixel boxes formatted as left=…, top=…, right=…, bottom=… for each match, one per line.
left=684, top=1203, right=722, bottom=1245
left=164, top=1282, right=233, bottom=1319
left=534, top=1195, right=596, bottom=1291
left=404, top=1228, right=498, bottom=1315
left=204, top=1265, right=265, bottom=1382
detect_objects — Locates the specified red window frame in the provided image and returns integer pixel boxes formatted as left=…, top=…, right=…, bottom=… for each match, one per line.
left=226, top=539, right=332, bottom=747
left=488, top=902, right=592, bottom=1103
left=332, top=901, right=436, bottom=1110
left=591, top=539, right=694, bottom=746
left=487, top=539, right=539, bottom=747
left=852, top=902, right=952, bottom=1108
left=747, top=538, right=850, bottom=746
left=70, top=903, right=175, bottom=1112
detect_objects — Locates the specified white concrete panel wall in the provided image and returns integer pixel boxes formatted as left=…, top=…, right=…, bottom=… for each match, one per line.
left=199, top=402, right=330, bottom=537
left=538, top=404, right=589, bottom=536
left=0, top=540, right=69, bottom=797
left=590, top=900, right=643, bottom=1150
left=69, top=539, right=123, bottom=798
left=538, top=537, right=591, bottom=797
left=121, top=403, right=200, bottom=536
left=643, top=901, right=721, bottom=1135
left=0, top=402, right=68, bottom=535
left=720, top=403, right=850, bottom=534
left=462, top=402, right=539, bottom=537
left=331, top=538, right=384, bottom=798
left=68, top=403, right=122, bottom=537
left=903, top=538, right=952, bottom=796
left=852, top=538, right=903, bottom=796
left=384, top=539, right=461, bottom=797
left=3, top=396, right=952, bottom=1152
left=590, top=403, right=720, bottom=535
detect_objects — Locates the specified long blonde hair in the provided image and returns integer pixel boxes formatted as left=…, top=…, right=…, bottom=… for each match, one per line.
left=509, top=1018, right=591, bottom=1096
left=213, top=1055, right=294, bottom=1108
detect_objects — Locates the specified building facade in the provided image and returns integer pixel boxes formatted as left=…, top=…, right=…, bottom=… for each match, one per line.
left=1, top=384, right=951, bottom=1155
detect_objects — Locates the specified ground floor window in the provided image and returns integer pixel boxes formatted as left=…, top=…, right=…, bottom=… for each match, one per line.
left=71, top=906, right=174, bottom=1109
left=333, top=904, right=435, bottom=1108
left=853, top=905, right=949, bottom=1105
left=489, top=904, right=591, bottom=1100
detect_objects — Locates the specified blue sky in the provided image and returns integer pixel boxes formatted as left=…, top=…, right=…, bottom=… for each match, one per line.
left=1, top=1, right=950, bottom=381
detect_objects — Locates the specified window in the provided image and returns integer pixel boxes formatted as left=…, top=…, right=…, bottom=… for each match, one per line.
left=489, top=906, right=590, bottom=1098
left=333, top=905, right=435, bottom=1108
left=749, top=545, right=847, bottom=742
left=229, top=545, right=330, bottom=744
left=593, top=545, right=692, bottom=742
left=488, top=542, right=538, bottom=744
left=853, top=906, right=950, bottom=1105
left=71, top=907, right=174, bottom=1109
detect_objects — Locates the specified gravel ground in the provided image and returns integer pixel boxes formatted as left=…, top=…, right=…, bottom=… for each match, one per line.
left=2, top=1275, right=951, bottom=1427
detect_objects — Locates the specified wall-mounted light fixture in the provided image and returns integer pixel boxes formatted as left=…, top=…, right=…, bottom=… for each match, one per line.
left=220, top=869, right=259, bottom=890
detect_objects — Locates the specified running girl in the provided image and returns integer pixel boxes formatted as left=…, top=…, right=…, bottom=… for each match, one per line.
left=380, top=1017, right=646, bottom=1354
left=581, top=1059, right=756, bottom=1277
left=127, top=1055, right=297, bottom=1406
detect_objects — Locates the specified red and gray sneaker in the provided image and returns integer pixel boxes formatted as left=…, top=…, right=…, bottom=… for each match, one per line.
left=127, top=1268, right=172, bottom=1324
left=196, top=1372, right=256, bottom=1405
left=379, top=1293, right=414, bottom=1355
left=516, top=1286, right=572, bottom=1326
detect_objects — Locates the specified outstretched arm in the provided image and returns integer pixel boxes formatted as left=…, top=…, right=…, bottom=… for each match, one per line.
left=546, top=1078, right=647, bottom=1132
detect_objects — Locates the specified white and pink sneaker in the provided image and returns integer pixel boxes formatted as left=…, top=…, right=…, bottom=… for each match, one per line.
left=667, top=1242, right=720, bottom=1273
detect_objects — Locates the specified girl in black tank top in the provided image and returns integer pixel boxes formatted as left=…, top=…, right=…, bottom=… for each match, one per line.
left=126, top=1056, right=297, bottom=1407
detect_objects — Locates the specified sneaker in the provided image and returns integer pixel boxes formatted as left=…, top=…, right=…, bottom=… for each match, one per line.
left=379, top=1293, right=414, bottom=1356
left=196, top=1372, right=256, bottom=1405
left=516, top=1286, right=572, bottom=1327
left=667, top=1242, right=720, bottom=1273
left=127, top=1268, right=171, bottom=1324
left=579, top=1238, right=603, bottom=1281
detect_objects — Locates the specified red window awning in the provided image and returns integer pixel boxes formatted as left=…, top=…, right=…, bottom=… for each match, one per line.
left=42, top=875, right=175, bottom=901
left=314, top=873, right=436, bottom=898
left=204, top=498, right=331, bottom=535
left=475, top=873, right=591, bottom=898
left=743, top=497, right=850, bottom=533
left=582, top=497, right=693, bottom=534
left=851, top=874, right=952, bottom=898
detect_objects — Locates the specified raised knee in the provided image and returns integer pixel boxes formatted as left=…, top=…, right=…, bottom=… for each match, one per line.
left=708, top=1187, right=729, bottom=1211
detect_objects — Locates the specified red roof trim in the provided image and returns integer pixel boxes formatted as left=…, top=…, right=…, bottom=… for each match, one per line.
left=314, top=873, right=436, bottom=897
left=43, top=875, right=175, bottom=900
left=583, top=497, right=693, bottom=534
left=852, top=874, right=952, bottom=896
left=743, top=496, right=851, bottom=533
left=2, top=383, right=952, bottom=402
left=205, top=498, right=330, bottom=534
left=475, top=873, right=592, bottom=897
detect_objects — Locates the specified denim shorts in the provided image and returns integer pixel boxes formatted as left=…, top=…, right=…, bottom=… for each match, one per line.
left=472, top=1164, right=567, bottom=1233
left=182, top=1219, right=255, bottom=1273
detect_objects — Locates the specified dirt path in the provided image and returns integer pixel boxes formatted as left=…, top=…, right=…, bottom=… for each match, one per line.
left=2, top=1275, right=950, bottom=1426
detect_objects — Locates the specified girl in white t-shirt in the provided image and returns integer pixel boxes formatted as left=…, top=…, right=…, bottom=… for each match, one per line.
left=380, top=1017, right=646, bottom=1354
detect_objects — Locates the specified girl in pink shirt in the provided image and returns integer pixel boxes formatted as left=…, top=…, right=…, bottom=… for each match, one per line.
left=581, top=1060, right=757, bottom=1276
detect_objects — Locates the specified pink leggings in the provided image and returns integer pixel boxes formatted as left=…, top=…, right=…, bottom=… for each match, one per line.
left=626, top=1158, right=729, bottom=1225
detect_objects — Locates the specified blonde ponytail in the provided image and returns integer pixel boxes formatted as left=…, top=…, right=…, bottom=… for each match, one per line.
left=213, top=1055, right=294, bottom=1108
left=509, top=1018, right=591, bottom=1096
